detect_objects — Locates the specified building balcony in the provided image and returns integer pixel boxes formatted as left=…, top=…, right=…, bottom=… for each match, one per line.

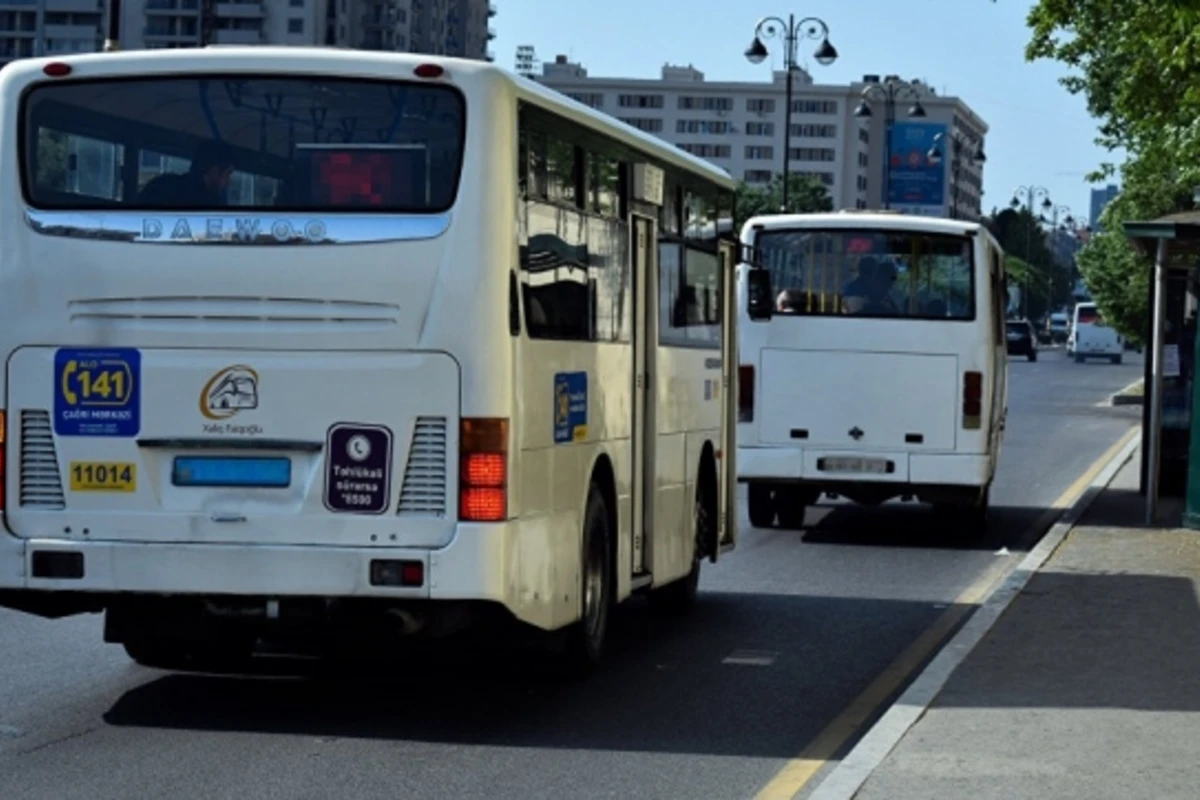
left=486, top=25, right=495, bottom=39
left=44, top=0, right=102, bottom=12
left=487, top=2, right=496, bottom=16
left=215, top=2, right=265, bottom=18
left=44, top=22, right=100, bottom=38
left=212, top=27, right=264, bottom=44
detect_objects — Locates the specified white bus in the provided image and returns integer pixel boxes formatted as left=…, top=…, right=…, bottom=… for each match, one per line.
left=0, top=47, right=739, bottom=673
left=736, top=212, right=1008, bottom=533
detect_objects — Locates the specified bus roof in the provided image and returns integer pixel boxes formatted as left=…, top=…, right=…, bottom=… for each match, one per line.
left=3, top=46, right=736, bottom=192
left=745, top=211, right=989, bottom=236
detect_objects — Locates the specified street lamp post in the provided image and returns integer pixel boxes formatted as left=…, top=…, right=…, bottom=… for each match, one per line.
left=1043, top=204, right=1074, bottom=309
left=854, top=78, right=928, bottom=210
left=926, top=131, right=986, bottom=219
left=1011, top=186, right=1052, bottom=318
left=745, top=15, right=838, bottom=212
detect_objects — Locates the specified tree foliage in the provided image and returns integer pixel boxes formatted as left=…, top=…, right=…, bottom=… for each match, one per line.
left=734, top=173, right=833, bottom=230
left=984, top=207, right=1073, bottom=321
left=1024, top=0, right=1200, bottom=342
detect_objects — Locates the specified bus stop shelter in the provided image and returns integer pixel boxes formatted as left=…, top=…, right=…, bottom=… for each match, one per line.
left=1122, top=210, right=1200, bottom=525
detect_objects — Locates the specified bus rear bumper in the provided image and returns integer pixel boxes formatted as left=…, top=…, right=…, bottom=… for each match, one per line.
left=737, top=447, right=994, bottom=488
left=0, top=522, right=555, bottom=630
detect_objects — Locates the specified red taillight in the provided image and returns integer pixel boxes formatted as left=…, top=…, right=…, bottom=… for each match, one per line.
left=414, top=63, right=445, bottom=79
left=43, top=62, right=71, bottom=77
left=738, top=365, right=754, bottom=422
left=962, top=372, right=982, bottom=427
left=460, top=418, right=507, bottom=522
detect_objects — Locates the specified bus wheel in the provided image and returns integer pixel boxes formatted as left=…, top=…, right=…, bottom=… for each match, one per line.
left=748, top=483, right=775, bottom=528
left=651, top=462, right=714, bottom=615
left=939, top=487, right=990, bottom=538
left=777, top=489, right=813, bottom=530
left=563, top=484, right=614, bottom=674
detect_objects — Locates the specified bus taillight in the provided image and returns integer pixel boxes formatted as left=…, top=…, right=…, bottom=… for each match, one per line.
left=738, top=366, right=754, bottom=422
left=460, top=418, right=507, bottom=522
left=962, top=372, right=982, bottom=429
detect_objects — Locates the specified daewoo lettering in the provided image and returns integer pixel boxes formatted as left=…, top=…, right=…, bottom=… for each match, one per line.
left=140, top=217, right=329, bottom=243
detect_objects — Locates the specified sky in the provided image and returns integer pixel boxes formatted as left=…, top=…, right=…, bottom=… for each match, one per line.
left=493, top=0, right=1122, bottom=227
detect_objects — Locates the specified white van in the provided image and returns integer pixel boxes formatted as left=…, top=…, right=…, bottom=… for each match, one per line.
left=1068, top=302, right=1123, bottom=363
left=737, top=212, right=1008, bottom=533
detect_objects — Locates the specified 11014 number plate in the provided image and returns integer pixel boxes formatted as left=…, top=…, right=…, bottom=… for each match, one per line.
left=820, top=456, right=889, bottom=474
left=69, top=461, right=136, bottom=492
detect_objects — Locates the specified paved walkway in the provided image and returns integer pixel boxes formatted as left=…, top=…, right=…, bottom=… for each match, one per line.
left=851, top=449, right=1200, bottom=800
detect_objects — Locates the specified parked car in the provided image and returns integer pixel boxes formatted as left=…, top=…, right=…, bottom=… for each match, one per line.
left=1006, top=318, right=1038, bottom=361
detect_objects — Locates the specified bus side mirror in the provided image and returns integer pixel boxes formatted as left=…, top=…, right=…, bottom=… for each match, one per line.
left=747, top=268, right=773, bottom=321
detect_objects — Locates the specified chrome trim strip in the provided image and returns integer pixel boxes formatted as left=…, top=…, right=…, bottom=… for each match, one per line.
left=24, top=210, right=452, bottom=244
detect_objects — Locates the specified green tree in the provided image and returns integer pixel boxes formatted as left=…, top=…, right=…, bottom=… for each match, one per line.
left=734, top=173, right=833, bottom=230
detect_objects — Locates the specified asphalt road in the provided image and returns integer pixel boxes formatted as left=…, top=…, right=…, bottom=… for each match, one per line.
left=0, top=347, right=1144, bottom=800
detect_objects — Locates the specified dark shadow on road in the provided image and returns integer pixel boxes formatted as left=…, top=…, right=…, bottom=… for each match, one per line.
left=100, top=590, right=971, bottom=759
left=794, top=501, right=1054, bottom=554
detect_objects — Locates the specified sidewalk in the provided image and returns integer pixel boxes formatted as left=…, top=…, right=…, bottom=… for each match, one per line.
left=847, top=448, right=1200, bottom=800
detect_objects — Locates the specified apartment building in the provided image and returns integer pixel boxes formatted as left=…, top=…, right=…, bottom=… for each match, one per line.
left=534, top=56, right=989, bottom=220
left=0, top=0, right=495, bottom=62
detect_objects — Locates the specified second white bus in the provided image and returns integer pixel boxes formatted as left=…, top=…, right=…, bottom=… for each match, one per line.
left=737, top=212, right=1008, bottom=533
left=0, top=47, right=739, bottom=673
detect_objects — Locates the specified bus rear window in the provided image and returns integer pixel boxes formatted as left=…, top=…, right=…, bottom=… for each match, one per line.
left=753, top=228, right=976, bottom=320
left=21, top=75, right=465, bottom=212
left=1076, top=307, right=1100, bottom=324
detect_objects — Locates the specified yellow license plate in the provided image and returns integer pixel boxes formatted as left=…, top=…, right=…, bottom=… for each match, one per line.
left=68, top=462, right=136, bottom=492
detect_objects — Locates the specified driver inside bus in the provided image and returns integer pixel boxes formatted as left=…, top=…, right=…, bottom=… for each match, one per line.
left=137, top=141, right=235, bottom=207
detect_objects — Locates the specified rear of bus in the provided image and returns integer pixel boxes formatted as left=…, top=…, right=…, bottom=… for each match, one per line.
left=0, top=50, right=522, bottom=655
left=736, top=214, right=1006, bottom=530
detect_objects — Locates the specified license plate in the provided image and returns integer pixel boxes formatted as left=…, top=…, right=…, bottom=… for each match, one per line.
left=69, top=461, right=136, bottom=492
left=172, top=456, right=291, bottom=488
left=820, top=456, right=889, bottom=474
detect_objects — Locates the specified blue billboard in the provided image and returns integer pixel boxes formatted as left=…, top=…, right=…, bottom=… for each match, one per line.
left=886, top=122, right=946, bottom=213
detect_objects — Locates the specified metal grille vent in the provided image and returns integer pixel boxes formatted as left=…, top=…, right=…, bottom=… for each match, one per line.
left=20, top=410, right=65, bottom=509
left=397, top=416, right=448, bottom=516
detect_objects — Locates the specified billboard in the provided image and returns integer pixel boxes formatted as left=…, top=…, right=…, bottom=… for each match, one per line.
left=887, top=122, right=946, bottom=215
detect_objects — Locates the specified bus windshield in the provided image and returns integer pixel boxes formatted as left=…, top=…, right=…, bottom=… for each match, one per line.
left=753, top=228, right=976, bottom=320
left=22, top=75, right=466, bottom=212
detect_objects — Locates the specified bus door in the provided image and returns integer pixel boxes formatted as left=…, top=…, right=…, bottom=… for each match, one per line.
left=717, top=237, right=738, bottom=558
left=631, top=214, right=657, bottom=578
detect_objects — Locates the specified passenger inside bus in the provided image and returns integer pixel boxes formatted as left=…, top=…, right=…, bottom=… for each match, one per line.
left=842, top=257, right=899, bottom=315
left=136, top=141, right=236, bottom=207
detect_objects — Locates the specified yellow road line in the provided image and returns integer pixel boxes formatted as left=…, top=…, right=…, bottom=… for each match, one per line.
left=752, top=425, right=1139, bottom=800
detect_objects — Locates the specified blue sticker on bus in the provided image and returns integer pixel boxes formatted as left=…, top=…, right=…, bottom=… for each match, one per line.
left=53, top=348, right=141, bottom=437
left=553, top=371, right=588, bottom=443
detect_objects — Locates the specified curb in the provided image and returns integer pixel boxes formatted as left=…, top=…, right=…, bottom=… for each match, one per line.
left=805, top=428, right=1142, bottom=800
left=1108, top=378, right=1145, bottom=407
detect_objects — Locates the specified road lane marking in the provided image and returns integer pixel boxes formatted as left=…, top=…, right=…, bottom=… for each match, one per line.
left=751, top=424, right=1141, bottom=800
left=723, top=649, right=778, bottom=666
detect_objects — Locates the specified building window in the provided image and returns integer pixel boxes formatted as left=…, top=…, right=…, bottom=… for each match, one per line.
left=744, top=145, right=774, bottom=160
left=677, top=143, right=730, bottom=158
left=858, top=152, right=869, bottom=167
left=856, top=175, right=868, bottom=191
left=289, top=0, right=303, bottom=6
left=858, top=127, right=870, bottom=143
left=790, top=124, right=837, bottom=138
left=746, top=121, right=774, bottom=136
left=675, top=120, right=730, bottom=135
left=678, top=96, right=733, bottom=111
left=567, top=92, right=604, bottom=109
left=790, top=99, right=839, bottom=114
left=796, top=170, right=835, bottom=186
left=747, top=98, right=776, bottom=114
left=618, top=94, right=664, bottom=109
left=618, top=117, right=663, bottom=133
left=288, top=18, right=304, bottom=33
left=789, top=147, right=836, bottom=162
left=744, top=170, right=772, bottom=183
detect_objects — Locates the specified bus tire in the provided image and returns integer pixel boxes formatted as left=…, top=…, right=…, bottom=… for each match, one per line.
left=776, top=489, right=813, bottom=530
left=562, top=484, right=614, bottom=674
left=1028, top=350, right=1037, bottom=362
left=651, top=458, right=715, bottom=614
left=748, top=483, right=775, bottom=528
left=940, top=487, right=990, bottom=538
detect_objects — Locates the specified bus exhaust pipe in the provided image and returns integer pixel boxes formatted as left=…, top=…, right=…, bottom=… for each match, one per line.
left=386, top=608, right=425, bottom=636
